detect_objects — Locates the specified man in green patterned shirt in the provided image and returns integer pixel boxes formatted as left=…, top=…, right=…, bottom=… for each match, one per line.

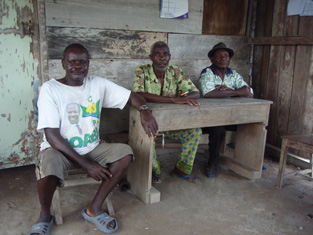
left=199, top=42, right=253, bottom=178
left=132, top=41, right=202, bottom=183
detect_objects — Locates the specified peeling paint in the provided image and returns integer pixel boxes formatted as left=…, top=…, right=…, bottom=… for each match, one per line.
left=8, top=152, right=21, bottom=165
left=0, top=0, right=34, bottom=36
left=0, top=0, right=39, bottom=169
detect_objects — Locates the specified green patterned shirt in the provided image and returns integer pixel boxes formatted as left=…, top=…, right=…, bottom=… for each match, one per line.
left=132, top=64, right=199, bottom=97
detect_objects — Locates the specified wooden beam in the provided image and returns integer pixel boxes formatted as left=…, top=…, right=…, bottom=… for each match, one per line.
left=248, top=36, right=313, bottom=45
left=37, top=0, right=49, bottom=83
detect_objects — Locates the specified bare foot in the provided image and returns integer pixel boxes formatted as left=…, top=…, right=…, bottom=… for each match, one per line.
left=86, top=208, right=116, bottom=230
left=170, top=167, right=200, bottom=183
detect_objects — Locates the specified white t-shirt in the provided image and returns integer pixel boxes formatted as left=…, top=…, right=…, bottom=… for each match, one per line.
left=37, top=75, right=131, bottom=154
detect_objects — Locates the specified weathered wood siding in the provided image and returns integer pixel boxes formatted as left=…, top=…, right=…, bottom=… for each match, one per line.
left=48, top=59, right=150, bottom=89
left=169, top=34, right=251, bottom=83
left=47, top=28, right=167, bottom=59
left=45, top=0, right=203, bottom=34
left=251, top=0, right=313, bottom=150
left=44, top=0, right=252, bottom=135
left=202, top=0, right=249, bottom=36
left=48, top=35, right=251, bottom=89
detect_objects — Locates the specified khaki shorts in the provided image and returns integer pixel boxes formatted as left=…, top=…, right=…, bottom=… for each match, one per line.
left=35, top=141, right=133, bottom=187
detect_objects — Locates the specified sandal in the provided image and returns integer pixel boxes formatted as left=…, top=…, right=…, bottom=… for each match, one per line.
left=170, top=172, right=201, bottom=184
left=152, top=173, right=162, bottom=184
left=28, top=216, right=54, bottom=235
left=81, top=208, right=118, bottom=234
left=205, top=163, right=217, bottom=178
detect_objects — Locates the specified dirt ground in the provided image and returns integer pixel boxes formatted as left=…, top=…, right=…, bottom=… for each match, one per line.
left=0, top=147, right=312, bottom=235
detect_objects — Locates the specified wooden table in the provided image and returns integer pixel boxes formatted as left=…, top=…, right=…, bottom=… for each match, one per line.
left=127, top=98, right=272, bottom=204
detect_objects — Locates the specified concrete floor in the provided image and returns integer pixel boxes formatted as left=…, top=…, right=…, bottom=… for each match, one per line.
left=1, top=148, right=313, bottom=235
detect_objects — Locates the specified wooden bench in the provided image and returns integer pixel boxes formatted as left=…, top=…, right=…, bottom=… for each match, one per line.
left=50, top=133, right=133, bottom=225
left=277, top=134, right=313, bottom=189
left=51, top=168, right=114, bottom=225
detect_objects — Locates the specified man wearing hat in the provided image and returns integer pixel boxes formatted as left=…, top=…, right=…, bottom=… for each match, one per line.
left=199, top=42, right=253, bottom=178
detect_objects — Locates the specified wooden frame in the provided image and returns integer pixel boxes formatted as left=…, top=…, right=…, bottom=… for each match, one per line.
left=277, top=135, right=313, bottom=189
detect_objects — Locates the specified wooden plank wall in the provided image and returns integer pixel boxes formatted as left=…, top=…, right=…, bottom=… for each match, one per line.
left=251, top=0, right=313, bottom=150
left=44, top=0, right=252, bottom=135
left=45, top=0, right=203, bottom=34
left=202, top=0, right=249, bottom=35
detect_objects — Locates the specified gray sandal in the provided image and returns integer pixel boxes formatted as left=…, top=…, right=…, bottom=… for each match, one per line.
left=81, top=208, right=118, bottom=234
left=28, top=216, right=54, bottom=235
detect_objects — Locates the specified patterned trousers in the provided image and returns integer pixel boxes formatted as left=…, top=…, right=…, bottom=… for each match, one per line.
left=152, top=128, right=202, bottom=175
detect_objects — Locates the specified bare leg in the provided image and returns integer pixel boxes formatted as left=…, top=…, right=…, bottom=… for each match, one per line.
left=85, top=154, right=132, bottom=229
left=31, top=175, right=58, bottom=235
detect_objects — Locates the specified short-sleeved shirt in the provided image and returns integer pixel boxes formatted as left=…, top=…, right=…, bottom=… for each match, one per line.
left=199, top=65, right=253, bottom=96
left=37, top=75, right=131, bottom=155
left=132, top=64, right=199, bottom=96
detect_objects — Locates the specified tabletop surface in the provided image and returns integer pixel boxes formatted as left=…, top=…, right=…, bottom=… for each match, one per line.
left=147, top=98, right=273, bottom=110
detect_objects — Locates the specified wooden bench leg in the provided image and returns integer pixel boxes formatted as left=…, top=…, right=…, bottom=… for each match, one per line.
left=52, top=188, right=63, bottom=225
left=277, top=138, right=289, bottom=189
left=51, top=188, right=114, bottom=225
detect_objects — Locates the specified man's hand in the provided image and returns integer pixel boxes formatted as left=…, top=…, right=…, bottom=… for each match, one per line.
left=204, top=85, right=253, bottom=98
left=128, top=92, right=159, bottom=138
left=44, top=128, right=113, bottom=181
left=215, top=85, right=232, bottom=91
left=236, top=86, right=253, bottom=97
left=140, top=110, right=159, bottom=138
left=82, top=160, right=113, bottom=181
left=173, top=97, right=200, bottom=106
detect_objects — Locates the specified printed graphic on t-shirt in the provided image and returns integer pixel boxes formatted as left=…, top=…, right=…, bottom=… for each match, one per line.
left=81, top=100, right=100, bottom=119
left=66, top=98, right=100, bottom=149
left=66, top=103, right=82, bottom=135
left=67, top=127, right=99, bottom=149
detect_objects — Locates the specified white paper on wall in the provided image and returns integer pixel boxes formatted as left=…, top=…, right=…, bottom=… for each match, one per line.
left=160, top=0, right=189, bottom=19
left=287, top=0, right=313, bottom=16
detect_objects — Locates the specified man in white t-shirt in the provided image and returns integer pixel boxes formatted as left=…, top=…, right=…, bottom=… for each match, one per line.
left=29, top=43, right=158, bottom=235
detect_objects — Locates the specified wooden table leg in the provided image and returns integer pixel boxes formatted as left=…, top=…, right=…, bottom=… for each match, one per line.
left=221, top=123, right=267, bottom=179
left=127, top=108, right=160, bottom=204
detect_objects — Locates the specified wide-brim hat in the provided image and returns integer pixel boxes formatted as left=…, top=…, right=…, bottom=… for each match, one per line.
left=208, top=42, right=234, bottom=58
